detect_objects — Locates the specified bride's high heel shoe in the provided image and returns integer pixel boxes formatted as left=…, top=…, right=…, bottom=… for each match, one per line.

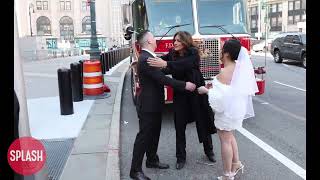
left=217, top=172, right=235, bottom=180
left=232, top=161, right=244, bottom=176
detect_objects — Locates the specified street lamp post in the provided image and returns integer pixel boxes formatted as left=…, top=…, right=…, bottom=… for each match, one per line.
left=29, top=3, right=34, bottom=36
left=88, top=0, right=100, bottom=60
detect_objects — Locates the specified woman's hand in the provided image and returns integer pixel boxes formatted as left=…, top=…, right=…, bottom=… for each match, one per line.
left=197, top=86, right=209, bottom=94
left=147, top=57, right=167, bottom=68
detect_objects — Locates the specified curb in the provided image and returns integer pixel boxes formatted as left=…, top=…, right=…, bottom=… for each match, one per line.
left=105, top=59, right=130, bottom=180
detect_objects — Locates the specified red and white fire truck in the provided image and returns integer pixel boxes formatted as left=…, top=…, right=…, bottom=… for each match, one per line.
left=122, top=0, right=265, bottom=105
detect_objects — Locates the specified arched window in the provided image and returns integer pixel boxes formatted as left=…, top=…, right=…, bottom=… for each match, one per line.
left=36, top=16, right=51, bottom=35
left=82, top=16, right=91, bottom=34
left=59, top=16, right=74, bottom=41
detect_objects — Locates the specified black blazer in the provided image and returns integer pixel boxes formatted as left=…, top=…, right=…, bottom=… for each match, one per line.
left=161, top=47, right=217, bottom=142
left=136, top=50, right=186, bottom=112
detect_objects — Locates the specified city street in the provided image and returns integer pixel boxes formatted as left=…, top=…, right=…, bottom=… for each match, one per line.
left=120, top=53, right=306, bottom=180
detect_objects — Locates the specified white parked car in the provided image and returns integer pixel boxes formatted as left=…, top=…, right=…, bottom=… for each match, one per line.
left=252, top=38, right=274, bottom=52
left=252, top=40, right=268, bottom=52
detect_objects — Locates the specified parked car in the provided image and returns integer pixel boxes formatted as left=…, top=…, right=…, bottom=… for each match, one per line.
left=270, top=32, right=306, bottom=68
left=252, top=40, right=268, bottom=52
left=252, top=37, right=276, bottom=52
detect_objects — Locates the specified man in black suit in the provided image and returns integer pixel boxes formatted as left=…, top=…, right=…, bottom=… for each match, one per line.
left=130, top=30, right=197, bottom=180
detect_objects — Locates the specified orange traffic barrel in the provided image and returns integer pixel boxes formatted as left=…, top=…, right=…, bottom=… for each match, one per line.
left=83, top=60, right=104, bottom=95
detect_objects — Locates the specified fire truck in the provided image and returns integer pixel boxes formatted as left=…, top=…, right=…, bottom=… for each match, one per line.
left=122, top=0, right=265, bottom=105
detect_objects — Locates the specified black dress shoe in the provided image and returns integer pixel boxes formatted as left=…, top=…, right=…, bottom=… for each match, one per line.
left=129, top=171, right=151, bottom=180
left=146, top=161, right=170, bottom=169
left=176, top=161, right=185, bottom=170
left=206, top=152, right=216, bottom=162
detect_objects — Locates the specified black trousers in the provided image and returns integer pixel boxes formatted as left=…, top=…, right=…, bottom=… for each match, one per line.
left=130, top=110, right=162, bottom=173
left=174, top=113, right=213, bottom=162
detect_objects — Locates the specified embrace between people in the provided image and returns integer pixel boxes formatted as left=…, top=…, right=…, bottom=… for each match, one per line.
left=129, top=30, right=259, bottom=180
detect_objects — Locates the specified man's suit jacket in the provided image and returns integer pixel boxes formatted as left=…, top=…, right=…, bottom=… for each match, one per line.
left=136, top=50, right=186, bottom=113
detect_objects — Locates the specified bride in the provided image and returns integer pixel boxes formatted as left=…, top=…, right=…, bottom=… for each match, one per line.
left=198, top=39, right=259, bottom=180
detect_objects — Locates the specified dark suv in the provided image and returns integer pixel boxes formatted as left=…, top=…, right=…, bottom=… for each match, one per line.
left=270, top=32, right=306, bottom=68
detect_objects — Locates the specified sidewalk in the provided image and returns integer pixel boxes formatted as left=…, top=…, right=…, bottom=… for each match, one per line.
left=59, top=58, right=130, bottom=180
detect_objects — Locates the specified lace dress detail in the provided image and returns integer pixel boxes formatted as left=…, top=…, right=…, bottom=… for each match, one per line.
left=208, top=77, right=243, bottom=131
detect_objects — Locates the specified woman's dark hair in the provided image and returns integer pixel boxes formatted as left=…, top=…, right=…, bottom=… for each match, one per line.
left=222, top=39, right=241, bottom=61
left=172, top=31, right=199, bottom=58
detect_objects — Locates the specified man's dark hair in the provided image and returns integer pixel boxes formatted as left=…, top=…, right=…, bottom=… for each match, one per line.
left=222, top=39, right=241, bottom=61
left=137, top=30, right=150, bottom=45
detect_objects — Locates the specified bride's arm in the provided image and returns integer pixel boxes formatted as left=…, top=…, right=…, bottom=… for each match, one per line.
left=197, top=86, right=209, bottom=94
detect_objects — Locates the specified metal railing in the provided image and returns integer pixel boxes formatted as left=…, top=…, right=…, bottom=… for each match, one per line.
left=99, top=47, right=131, bottom=74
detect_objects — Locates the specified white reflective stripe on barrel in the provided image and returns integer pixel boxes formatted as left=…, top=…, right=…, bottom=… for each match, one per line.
left=83, top=72, right=102, bottom=77
left=83, top=83, right=103, bottom=89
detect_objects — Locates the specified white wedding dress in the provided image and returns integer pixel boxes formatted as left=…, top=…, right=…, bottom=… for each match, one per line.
left=207, top=47, right=259, bottom=131
left=208, top=76, right=243, bottom=131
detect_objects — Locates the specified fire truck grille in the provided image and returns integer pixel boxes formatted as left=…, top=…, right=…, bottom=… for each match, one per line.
left=198, top=38, right=220, bottom=79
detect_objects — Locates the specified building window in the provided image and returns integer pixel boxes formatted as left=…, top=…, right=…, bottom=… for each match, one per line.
left=272, top=4, right=277, bottom=13
left=36, top=1, right=42, bottom=10
left=278, top=3, right=282, bottom=12
left=278, top=16, right=282, bottom=27
left=60, top=16, right=74, bottom=41
left=43, top=1, right=48, bottom=10
left=302, top=13, right=306, bottom=21
left=82, top=1, right=89, bottom=11
left=60, top=1, right=65, bottom=10
left=82, top=16, right=91, bottom=34
left=251, top=19, right=256, bottom=28
left=289, top=1, right=294, bottom=11
left=288, top=15, right=294, bottom=24
left=295, top=15, right=301, bottom=23
left=66, top=1, right=71, bottom=10
left=36, top=1, right=49, bottom=10
left=271, top=17, right=277, bottom=27
left=251, top=6, right=256, bottom=16
left=37, top=16, right=51, bottom=35
left=60, top=1, right=71, bottom=10
left=295, top=0, right=301, bottom=10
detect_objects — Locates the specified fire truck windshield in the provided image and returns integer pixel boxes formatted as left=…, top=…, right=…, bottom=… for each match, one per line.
left=197, top=0, right=248, bottom=35
left=145, top=0, right=194, bottom=37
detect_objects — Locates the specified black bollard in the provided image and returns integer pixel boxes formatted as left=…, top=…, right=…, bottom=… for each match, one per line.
left=111, top=50, right=115, bottom=68
left=100, top=53, right=105, bottom=74
left=57, top=68, right=74, bottom=115
left=79, top=60, right=83, bottom=80
left=121, top=48, right=124, bottom=60
left=116, top=50, right=118, bottom=64
left=117, top=50, right=120, bottom=63
left=105, top=52, right=109, bottom=71
left=70, top=62, right=83, bottom=102
left=78, top=60, right=84, bottom=93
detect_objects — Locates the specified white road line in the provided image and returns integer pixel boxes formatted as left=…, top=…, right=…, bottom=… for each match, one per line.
left=283, top=64, right=290, bottom=67
left=237, top=127, right=306, bottom=180
left=253, top=97, right=306, bottom=121
left=274, top=81, right=306, bottom=92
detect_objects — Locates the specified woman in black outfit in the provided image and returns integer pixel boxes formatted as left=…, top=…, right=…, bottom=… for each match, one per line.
left=147, top=31, right=217, bottom=169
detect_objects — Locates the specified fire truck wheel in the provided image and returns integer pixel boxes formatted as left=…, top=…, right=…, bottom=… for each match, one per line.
left=131, top=69, right=137, bottom=106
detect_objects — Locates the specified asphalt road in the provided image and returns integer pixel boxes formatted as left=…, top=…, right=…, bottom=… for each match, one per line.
left=120, top=53, right=306, bottom=180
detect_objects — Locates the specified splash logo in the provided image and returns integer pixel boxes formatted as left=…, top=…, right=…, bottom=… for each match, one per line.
left=7, top=137, right=47, bottom=175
